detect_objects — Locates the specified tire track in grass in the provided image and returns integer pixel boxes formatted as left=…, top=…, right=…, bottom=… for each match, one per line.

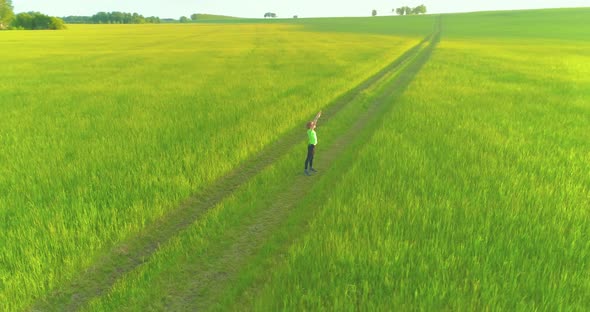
left=32, top=23, right=439, bottom=311
left=173, top=25, right=441, bottom=311
left=106, top=24, right=441, bottom=310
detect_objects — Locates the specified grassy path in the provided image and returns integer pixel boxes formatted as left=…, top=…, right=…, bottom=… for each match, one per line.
left=173, top=30, right=440, bottom=311
left=33, top=21, right=440, bottom=311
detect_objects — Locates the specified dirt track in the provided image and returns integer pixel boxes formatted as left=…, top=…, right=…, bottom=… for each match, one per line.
left=32, top=21, right=441, bottom=311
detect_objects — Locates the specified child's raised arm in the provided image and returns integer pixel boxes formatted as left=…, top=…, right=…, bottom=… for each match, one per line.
left=313, top=111, right=322, bottom=125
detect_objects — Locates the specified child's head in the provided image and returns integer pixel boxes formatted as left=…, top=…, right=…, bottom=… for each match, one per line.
left=306, top=121, right=315, bottom=129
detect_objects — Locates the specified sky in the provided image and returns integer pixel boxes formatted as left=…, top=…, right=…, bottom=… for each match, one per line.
left=12, top=0, right=590, bottom=19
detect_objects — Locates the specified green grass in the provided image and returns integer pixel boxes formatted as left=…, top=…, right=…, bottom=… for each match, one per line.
left=196, top=14, right=437, bottom=37
left=293, top=15, right=436, bottom=36
left=442, top=7, right=590, bottom=40
left=3, top=7, right=590, bottom=311
left=240, top=9, right=590, bottom=310
left=77, top=33, right=432, bottom=311
left=0, top=21, right=430, bottom=311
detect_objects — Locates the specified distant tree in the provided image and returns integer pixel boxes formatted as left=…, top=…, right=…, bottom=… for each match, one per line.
left=264, top=12, right=277, bottom=18
left=30, top=12, right=52, bottom=29
left=179, top=16, right=189, bottom=23
left=372, top=9, right=377, bottom=17
left=49, top=16, right=65, bottom=29
left=394, top=4, right=427, bottom=15
left=62, top=15, right=93, bottom=24
left=92, top=11, right=108, bottom=23
left=13, top=12, right=32, bottom=28
left=293, top=15, right=298, bottom=19
left=110, top=11, right=124, bottom=23
left=0, top=0, right=14, bottom=29
left=145, top=16, right=160, bottom=23
left=132, top=12, right=145, bottom=23
left=190, top=13, right=199, bottom=21
left=414, top=4, right=427, bottom=14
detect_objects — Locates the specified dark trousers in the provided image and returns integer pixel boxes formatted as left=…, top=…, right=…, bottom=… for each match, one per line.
left=305, top=144, right=315, bottom=170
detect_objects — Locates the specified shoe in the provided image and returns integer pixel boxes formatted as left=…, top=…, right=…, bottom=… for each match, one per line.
left=304, top=169, right=311, bottom=176
left=310, top=168, right=317, bottom=172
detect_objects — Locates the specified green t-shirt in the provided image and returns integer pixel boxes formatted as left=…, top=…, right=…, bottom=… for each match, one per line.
left=307, top=129, right=317, bottom=145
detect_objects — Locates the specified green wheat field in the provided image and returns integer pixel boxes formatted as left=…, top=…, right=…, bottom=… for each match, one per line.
left=1, top=8, right=589, bottom=311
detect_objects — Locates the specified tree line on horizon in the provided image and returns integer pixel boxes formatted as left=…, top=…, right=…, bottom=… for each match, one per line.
left=68, top=13, right=232, bottom=24
left=63, top=12, right=161, bottom=24
left=0, top=0, right=431, bottom=30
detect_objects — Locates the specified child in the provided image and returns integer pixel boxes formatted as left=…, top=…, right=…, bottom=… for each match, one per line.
left=305, top=111, right=321, bottom=176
